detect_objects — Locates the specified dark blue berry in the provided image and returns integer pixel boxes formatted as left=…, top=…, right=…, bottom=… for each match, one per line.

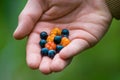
left=56, top=45, right=64, bottom=53
left=54, top=36, right=62, bottom=44
left=61, top=35, right=68, bottom=38
left=48, top=50, right=56, bottom=58
left=39, top=39, right=47, bottom=48
left=61, top=29, right=69, bottom=37
left=41, top=48, right=48, bottom=56
left=40, top=31, right=48, bottom=40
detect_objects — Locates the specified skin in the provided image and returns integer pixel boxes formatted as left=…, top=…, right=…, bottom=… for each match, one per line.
left=13, top=0, right=112, bottom=74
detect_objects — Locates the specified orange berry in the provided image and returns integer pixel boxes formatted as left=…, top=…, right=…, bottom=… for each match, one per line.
left=50, top=27, right=61, bottom=35
left=51, top=34, right=56, bottom=37
left=45, top=42, right=56, bottom=50
left=61, top=37, right=70, bottom=46
left=50, top=30, right=57, bottom=35
left=46, top=34, right=56, bottom=42
left=56, top=28, right=61, bottom=35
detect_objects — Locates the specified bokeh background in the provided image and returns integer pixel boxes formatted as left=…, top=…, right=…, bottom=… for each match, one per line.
left=0, top=1, right=120, bottom=80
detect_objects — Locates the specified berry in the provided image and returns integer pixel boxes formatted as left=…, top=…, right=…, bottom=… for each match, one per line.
left=40, top=31, right=48, bottom=40
left=61, top=35, right=69, bottom=38
left=39, top=39, right=47, bottom=48
left=50, top=28, right=61, bottom=35
left=45, top=42, right=56, bottom=50
left=54, top=36, right=62, bottom=44
left=56, top=45, right=64, bottom=53
left=61, top=29, right=69, bottom=37
left=61, top=37, right=70, bottom=46
left=46, top=34, right=55, bottom=42
left=41, top=48, right=48, bottom=56
left=48, top=50, right=56, bottom=58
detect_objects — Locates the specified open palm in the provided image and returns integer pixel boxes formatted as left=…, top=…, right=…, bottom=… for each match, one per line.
left=14, top=0, right=112, bottom=74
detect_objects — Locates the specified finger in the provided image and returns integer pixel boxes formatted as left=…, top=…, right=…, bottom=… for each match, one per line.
left=39, top=57, right=52, bottom=74
left=59, top=39, right=89, bottom=59
left=50, top=54, right=72, bottom=72
left=26, top=32, right=41, bottom=69
left=13, top=0, right=43, bottom=39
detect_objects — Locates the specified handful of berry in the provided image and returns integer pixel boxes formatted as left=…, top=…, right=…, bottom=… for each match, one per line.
left=39, top=28, right=70, bottom=58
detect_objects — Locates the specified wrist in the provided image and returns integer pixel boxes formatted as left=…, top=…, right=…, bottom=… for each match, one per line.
left=105, top=0, right=120, bottom=20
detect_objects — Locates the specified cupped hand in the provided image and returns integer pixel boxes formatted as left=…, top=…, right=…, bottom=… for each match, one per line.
left=13, top=0, right=112, bottom=74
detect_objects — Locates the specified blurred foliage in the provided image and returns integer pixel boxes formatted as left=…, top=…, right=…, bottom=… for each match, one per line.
left=0, top=0, right=120, bottom=80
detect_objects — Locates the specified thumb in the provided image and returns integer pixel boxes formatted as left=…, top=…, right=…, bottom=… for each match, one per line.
left=59, top=39, right=90, bottom=59
left=13, top=0, right=43, bottom=39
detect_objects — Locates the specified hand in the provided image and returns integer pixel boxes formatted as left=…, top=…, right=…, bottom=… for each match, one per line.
left=13, top=0, right=112, bottom=74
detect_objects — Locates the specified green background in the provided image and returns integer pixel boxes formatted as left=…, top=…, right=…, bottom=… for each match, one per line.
left=0, top=1, right=120, bottom=80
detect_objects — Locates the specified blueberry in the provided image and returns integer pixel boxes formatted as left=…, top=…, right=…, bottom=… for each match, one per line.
left=61, top=35, right=68, bottom=38
left=48, top=50, right=56, bottom=58
left=54, top=36, right=62, bottom=44
left=40, top=31, right=48, bottom=40
left=61, top=29, right=69, bottom=37
left=56, top=45, right=64, bottom=53
left=39, top=39, right=47, bottom=48
left=41, top=48, right=48, bottom=56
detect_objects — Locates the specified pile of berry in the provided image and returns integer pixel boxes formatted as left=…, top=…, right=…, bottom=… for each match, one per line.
left=39, top=28, right=70, bottom=58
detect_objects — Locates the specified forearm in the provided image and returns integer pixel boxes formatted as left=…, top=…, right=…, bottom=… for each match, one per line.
left=106, top=0, right=120, bottom=20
